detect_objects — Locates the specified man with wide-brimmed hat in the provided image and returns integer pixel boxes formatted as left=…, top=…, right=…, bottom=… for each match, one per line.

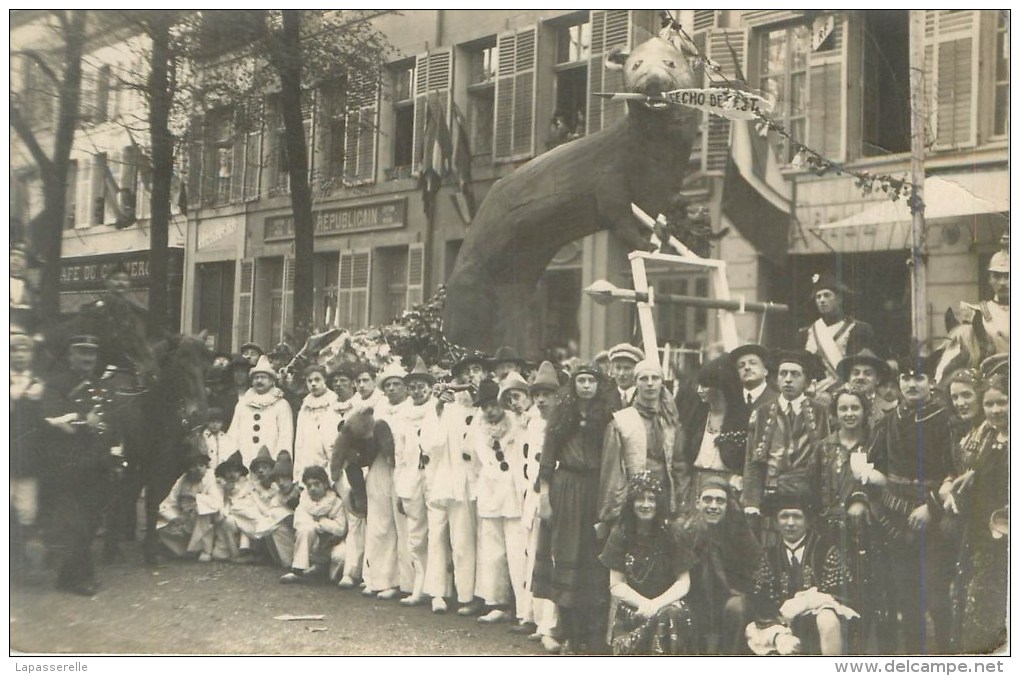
left=743, top=350, right=830, bottom=525
left=223, top=355, right=294, bottom=467
left=865, top=346, right=955, bottom=654
left=837, top=348, right=895, bottom=428
left=41, top=333, right=125, bottom=596
left=798, top=272, right=876, bottom=394
left=488, top=345, right=530, bottom=382
left=731, top=343, right=778, bottom=412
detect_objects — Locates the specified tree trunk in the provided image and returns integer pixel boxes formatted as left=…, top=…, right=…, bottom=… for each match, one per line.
left=147, top=12, right=174, bottom=333
left=278, top=10, right=315, bottom=343
left=17, top=10, right=87, bottom=324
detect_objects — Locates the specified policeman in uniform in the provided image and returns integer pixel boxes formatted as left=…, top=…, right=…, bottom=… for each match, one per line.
left=953, top=239, right=1009, bottom=356
left=42, top=334, right=126, bottom=596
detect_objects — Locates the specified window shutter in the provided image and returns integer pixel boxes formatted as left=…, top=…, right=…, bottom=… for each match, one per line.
left=229, top=107, right=247, bottom=203
left=587, top=10, right=633, bottom=134
left=807, top=13, right=847, bottom=161
left=405, top=243, right=425, bottom=310
left=281, top=256, right=295, bottom=341
left=924, top=10, right=978, bottom=149
left=79, top=64, right=97, bottom=123
left=243, top=99, right=263, bottom=201
left=337, top=250, right=371, bottom=330
left=412, top=49, right=453, bottom=175
left=494, top=26, right=537, bottom=162
left=692, top=10, right=718, bottom=32
left=703, top=28, right=747, bottom=174
left=186, top=115, right=204, bottom=209
left=119, top=144, right=138, bottom=220
left=344, top=73, right=380, bottom=184
left=236, top=259, right=256, bottom=346
left=75, top=157, right=92, bottom=228
left=65, top=160, right=78, bottom=229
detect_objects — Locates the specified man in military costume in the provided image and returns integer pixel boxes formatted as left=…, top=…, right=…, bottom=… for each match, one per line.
left=42, top=334, right=126, bottom=596
left=951, top=239, right=1009, bottom=356
left=798, top=272, right=876, bottom=395
left=75, top=262, right=162, bottom=387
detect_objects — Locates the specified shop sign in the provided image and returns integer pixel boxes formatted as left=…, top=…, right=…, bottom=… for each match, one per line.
left=60, top=250, right=183, bottom=291
left=265, top=198, right=406, bottom=241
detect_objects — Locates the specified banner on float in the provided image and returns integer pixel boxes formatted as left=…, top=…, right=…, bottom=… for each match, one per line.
left=664, top=88, right=774, bottom=121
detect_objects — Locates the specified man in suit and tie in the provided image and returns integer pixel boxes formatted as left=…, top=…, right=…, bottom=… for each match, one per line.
left=731, top=344, right=779, bottom=412
left=606, top=343, right=644, bottom=411
left=743, top=350, right=830, bottom=523
left=749, top=493, right=853, bottom=655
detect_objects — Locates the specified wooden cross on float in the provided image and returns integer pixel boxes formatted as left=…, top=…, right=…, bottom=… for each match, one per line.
left=585, top=203, right=789, bottom=370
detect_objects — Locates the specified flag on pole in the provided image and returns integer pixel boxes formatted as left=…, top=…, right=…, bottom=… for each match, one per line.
left=177, top=179, right=188, bottom=216
left=418, top=97, right=442, bottom=218
left=720, top=119, right=792, bottom=264
left=103, top=158, right=136, bottom=229
left=450, top=102, right=476, bottom=224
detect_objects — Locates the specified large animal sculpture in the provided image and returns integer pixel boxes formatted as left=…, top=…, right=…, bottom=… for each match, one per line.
left=444, top=33, right=703, bottom=351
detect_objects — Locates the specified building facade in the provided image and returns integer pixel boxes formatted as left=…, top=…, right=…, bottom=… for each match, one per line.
left=11, top=10, right=1008, bottom=360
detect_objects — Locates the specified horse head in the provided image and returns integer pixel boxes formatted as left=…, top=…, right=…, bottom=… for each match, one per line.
left=154, top=331, right=212, bottom=420
left=932, top=322, right=995, bottom=385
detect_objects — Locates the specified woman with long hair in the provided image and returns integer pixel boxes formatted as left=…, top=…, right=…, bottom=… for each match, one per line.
left=684, top=353, right=749, bottom=498
left=958, top=374, right=1008, bottom=654
left=817, top=385, right=886, bottom=653
left=531, top=363, right=614, bottom=654
left=599, top=471, right=697, bottom=655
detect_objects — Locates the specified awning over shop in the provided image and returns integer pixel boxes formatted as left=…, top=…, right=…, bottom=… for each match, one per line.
left=791, top=170, right=1008, bottom=254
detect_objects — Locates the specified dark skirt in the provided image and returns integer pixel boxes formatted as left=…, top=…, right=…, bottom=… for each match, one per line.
left=531, top=467, right=604, bottom=608
left=610, top=600, right=696, bottom=655
left=961, top=541, right=1008, bottom=654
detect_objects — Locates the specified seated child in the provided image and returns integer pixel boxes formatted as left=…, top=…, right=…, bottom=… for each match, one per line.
left=281, top=466, right=348, bottom=584
left=200, top=407, right=228, bottom=468
left=209, top=450, right=253, bottom=562
left=156, top=450, right=222, bottom=561
left=271, top=452, right=302, bottom=511
left=232, top=445, right=296, bottom=567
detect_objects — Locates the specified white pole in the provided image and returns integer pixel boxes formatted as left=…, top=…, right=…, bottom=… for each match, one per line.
left=908, top=10, right=929, bottom=346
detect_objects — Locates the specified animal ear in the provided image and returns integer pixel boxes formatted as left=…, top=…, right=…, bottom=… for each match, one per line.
left=605, top=45, right=629, bottom=70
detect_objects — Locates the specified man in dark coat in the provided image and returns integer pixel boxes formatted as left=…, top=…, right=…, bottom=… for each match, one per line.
left=731, top=343, right=779, bottom=412
left=865, top=349, right=955, bottom=654
left=605, top=343, right=643, bottom=411
left=11, top=331, right=46, bottom=577
left=682, top=476, right=761, bottom=654
left=41, top=335, right=126, bottom=596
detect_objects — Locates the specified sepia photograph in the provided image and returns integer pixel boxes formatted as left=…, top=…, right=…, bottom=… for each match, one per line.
left=9, top=8, right=1011, bottom=661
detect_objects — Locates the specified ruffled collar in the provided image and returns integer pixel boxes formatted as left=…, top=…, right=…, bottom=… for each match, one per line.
left=240, top=387, right=286, bottom=410
left=302, top=389, right=339, bottom=413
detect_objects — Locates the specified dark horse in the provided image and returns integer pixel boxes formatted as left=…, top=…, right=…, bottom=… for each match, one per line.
left=102, top=334, right=211, bottom=565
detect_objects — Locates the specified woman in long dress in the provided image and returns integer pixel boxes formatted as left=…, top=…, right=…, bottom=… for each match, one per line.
left=958, top=374, right=1008, bottom=654
left=531, top=363, right=614, bottom=654
left=599, top=471, right=697, bottom=655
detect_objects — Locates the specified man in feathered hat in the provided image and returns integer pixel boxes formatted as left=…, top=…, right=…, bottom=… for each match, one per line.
left=864, top=346, right=954, bottom=654
left=798, top=272, right=876, bottom=395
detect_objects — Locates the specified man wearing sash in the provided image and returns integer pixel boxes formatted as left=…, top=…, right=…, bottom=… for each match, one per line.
left=951, top=243, right=1009, bottom=356
left=799, top=273, right=875, bottom=397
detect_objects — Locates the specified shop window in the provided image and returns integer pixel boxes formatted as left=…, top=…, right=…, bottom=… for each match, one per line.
left=391, top=63, right=415, bottom=172
left=467, top=40, right=497, bottom=157
left=861, top=11, right=910, bottom=156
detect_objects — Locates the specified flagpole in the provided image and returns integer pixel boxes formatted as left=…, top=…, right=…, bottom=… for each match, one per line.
left=908, top=10, right=928, bottom=348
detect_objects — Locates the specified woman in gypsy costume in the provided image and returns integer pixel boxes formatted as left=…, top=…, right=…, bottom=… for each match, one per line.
left=816, top=385, right=888, bottom=653
left=957, top=374, right=1008, bottom=654
left=599, top=471, right=698, bottom=655
left=531, top=363, right=614, bottom=653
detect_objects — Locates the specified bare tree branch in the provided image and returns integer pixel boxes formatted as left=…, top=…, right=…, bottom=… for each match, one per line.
left=9, top=101, right=54, bottom=179
left=10, top=49, right=60, bottom=85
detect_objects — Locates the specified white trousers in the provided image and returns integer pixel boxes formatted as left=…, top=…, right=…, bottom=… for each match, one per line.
left=476, top=516, right=527, bottom=619
left=10, top=477, right=38, bottom=526
left=400, top=493, right=429, bottom=597
left=523, top=513, right=559, bottom=635
left=343, top=511, right=365, bottom=581
left=364, top=457, right=398, bottom=591
left=292, top=523, right=345, bottom=577
left=424, top=499, right=476, bottom=603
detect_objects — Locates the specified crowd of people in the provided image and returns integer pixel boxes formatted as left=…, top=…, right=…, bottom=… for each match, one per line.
left=9, top=251, right=1010, bottom=657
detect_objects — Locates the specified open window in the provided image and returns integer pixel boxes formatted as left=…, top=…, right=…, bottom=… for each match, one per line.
left=861, top=10, right=910, bottom=156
